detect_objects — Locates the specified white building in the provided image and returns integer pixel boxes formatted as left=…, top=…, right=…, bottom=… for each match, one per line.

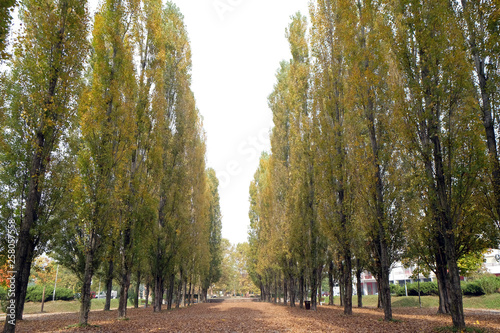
left=359, top=248, right=500, bottom=296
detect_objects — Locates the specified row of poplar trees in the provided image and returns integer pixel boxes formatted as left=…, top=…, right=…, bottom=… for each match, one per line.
left=248, top=0, right=500, bottom=330
left=0, top=1, right=223, bottom=332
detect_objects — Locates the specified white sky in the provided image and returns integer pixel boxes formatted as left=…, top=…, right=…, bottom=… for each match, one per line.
left=90, top=0, right=311, bottom=245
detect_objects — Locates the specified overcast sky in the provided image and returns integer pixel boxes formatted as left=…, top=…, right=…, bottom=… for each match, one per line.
left=86, top=0, right=311, bottom=245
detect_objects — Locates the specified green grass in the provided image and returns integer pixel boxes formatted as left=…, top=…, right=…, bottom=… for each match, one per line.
left=324, top=294, right=500, bottom=310
left=1, top=299, right=135, bottom=315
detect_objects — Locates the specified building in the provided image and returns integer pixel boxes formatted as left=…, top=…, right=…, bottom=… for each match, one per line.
left=359, top=248, right=500, bottom=295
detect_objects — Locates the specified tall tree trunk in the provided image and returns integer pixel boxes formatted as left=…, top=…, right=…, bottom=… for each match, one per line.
left=166, top=274, right=174, bottom=310
left=117, top=262, right=131, bottom=318
left=134, top=270, right=141, bottom=309
left=145, top=282, right=149, bottom=308
left=153, top=275, right=162, bottom=312
left=289, top=275, right=295, bottom=307
left=356, top=264, right=362, bottom=308
left=435, top=251, right=450, bottom=315
left=328, top=262, right=334, bottom=306
left=79, top=240, right=97, bottom=326
left=274, top=273, right=278, bottom=304
left=118, top=219, right=133, bottom=318
left=187, top=280, right=192, bottom=306
left=283, top=277, right=288, bottom=306
left=104, top=257, right=114, bottom=311
left=310, top=267, right=318, bottom=310
left=181, top=271, right=186, bottom=307
left=299, top=274, right=304, bottom=309
left=342, top=251, right=352, bottom=315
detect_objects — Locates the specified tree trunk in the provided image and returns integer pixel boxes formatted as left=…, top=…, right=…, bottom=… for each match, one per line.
left=343, top=253, right=352, bottom=315
left=104, top=257, right=114, bottom=311
left=153, top=275, right=162, bottom=312
left=187, top=280, right=192, bottom=306
left=283, top=277, right=288, bottom=306
left=356, top=266, right=362, bottom=308
left=329, top=262, right=334, bottom=306
left=181, top=279, right=187, bottom=308
left=436, top=266, right=450, bottom=314
left=145, top=282, right=149, bottom=308
left=445, top=236, right=465, bottom=329
left=166, top=274, right=174, bottom=310
left=117, top=266, right=131, bottom=318
left=299, top=274, right=304, bottom=309
left=40, top=286, right=46, bottom=313
left=310, top=267, right=318, bottom=310
left=274, top=273, right=278, bottom=304
left=79, top=244, right=96, bottom=326
left=134, top=270, right=141, bottom=309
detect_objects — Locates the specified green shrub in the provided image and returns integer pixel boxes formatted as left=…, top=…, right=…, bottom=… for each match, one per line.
left=393, top=282, right=438, bottom=296
left=462, top=281, right=484, bottom=296
left=462, top=276, right=500, bottom=296
left=390, top=284, right=403, bottom=295
left=26, top=285, right=74, bottom=302
left=475, top=276, right=500, bottom=295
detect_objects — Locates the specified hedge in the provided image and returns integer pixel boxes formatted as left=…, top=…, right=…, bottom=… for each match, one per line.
left=461, top=276, right=500, bottom=296
left=391, top=282, right=439, bottom=296
left=25, top=285, right=74, bottom=302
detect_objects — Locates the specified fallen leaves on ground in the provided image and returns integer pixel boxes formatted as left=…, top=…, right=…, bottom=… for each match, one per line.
left=4, top=301, right=499, bottom=332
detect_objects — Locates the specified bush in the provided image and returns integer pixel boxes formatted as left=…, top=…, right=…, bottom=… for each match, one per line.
left=393, top=282, right=438, bottom=296
left=390, top=284, right=403, bottom=295
left=462, top=276, right=500, bottom=296
left=475, top=276, right=500, bottom=295
left=25, top=285, right=74, bottom=302
left=408, top=282, right=439, bottom=296
left=462, top=281, right=484, bottom=296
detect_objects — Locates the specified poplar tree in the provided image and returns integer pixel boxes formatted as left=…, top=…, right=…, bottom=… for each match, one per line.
left=1, top=1, right=89, bottom=331
left=392, top=0, right=489, bottom=328
left=70, top=0, right=136, bottom=325
left=201, top=168, right=223, bottom=302
left=310, top=0, right=353, bottom=315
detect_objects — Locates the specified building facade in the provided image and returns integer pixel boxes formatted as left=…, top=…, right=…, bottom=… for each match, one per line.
left=359, top=248, right=500, bottom=295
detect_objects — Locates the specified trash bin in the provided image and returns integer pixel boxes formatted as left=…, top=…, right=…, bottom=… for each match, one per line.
left=304, top=301, right=311, bottom=310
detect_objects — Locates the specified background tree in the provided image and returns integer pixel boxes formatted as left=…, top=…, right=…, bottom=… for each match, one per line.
left=201, top=168, right=223, bottom=302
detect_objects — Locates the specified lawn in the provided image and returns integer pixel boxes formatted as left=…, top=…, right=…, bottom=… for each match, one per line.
left=2, top=299, right=135, bottom=315
left=324, top=294, right=500, bottom=310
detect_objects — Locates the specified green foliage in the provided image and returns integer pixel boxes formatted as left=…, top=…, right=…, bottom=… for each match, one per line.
left=393, top=282, right=439, bottom=297
left=25, top=286, right=74, bottom=302
left=462, top=276, right=500, bottom=296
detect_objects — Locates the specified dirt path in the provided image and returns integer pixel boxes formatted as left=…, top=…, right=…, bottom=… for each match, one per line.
left=5, top=301, right=500, bottom=332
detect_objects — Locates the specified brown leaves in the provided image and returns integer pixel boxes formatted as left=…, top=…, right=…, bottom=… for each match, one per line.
left=6, top=302, right=500, bottom=333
